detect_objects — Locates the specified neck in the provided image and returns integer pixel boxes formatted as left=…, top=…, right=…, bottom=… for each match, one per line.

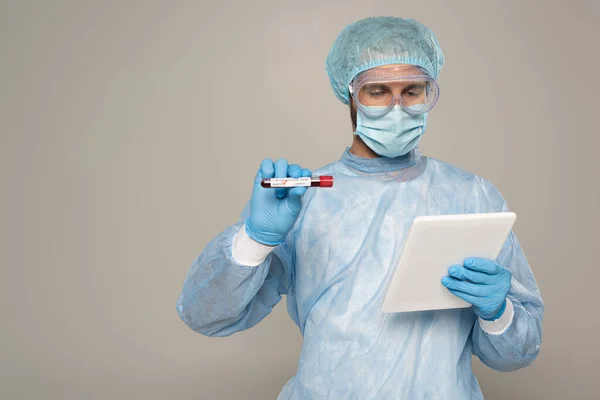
left=350, top=134, right=380, bottom=159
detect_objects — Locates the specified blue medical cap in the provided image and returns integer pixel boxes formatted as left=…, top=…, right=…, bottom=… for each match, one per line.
left=326, top=17, right=445, bottom=105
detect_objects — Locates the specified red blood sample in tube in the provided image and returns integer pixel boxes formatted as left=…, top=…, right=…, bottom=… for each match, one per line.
left=261, top=176, right=334, bottom=188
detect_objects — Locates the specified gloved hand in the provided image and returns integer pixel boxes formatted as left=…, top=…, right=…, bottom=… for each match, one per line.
left=245, top=158, right=312, bottom=246
left=441, top=258, right=512, bottom=320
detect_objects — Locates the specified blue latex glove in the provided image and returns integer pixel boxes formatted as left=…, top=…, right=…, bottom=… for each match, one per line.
left=245, top=158, right=312, bottom=246
left=441, top=258, right=512, bottom=320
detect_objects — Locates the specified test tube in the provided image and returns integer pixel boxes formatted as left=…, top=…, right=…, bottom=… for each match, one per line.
left=261, top=176, right=334, bottom=188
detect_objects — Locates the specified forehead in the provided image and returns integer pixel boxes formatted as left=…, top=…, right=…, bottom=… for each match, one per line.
left=363, top=63, right=425, bottom=75
left=353, top=64, right=429, bottom=86
left=362, top=81, right=427, bottom=88
left=374, top=63, right=414, bottom=70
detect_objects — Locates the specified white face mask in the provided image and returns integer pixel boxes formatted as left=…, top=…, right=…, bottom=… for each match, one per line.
left=355, top=105, right=427, bottom=158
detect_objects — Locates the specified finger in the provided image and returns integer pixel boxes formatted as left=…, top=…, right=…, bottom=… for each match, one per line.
left=288, top=186, right=307, bottom=198
left=286, top=186, right=307, bottom=215
left=447, top=289, right=481, bottom=307
left=274, top=158, right=289, bottom=177
left=441, top=277, right=489, bottom=297
left=288, top=164, right=302, bottom=179
left=464, top=258, right=501, bottom=275
left=274, top=158, right=289, bottom=199
left=448, top=266, right=494, bottom=285
left=255, top=158, right=274, bottom=186
left=301, top=168, right=312, bottom=178
left=260, top=158, right=275, bottom=179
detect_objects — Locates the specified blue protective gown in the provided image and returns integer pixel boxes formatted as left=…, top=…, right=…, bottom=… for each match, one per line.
left=177, top=148, right=544, bottom=399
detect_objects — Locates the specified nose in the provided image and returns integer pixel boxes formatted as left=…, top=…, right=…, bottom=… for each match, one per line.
left=391, top=96, right=404, bottom=107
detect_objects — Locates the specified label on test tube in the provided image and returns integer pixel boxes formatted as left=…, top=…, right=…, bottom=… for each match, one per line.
left=269, top=177, right=312, bottom=188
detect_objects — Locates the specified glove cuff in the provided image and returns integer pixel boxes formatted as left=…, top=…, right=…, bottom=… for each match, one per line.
left=478, top=298, right=514, bottom=335
left=481, top=299, right=507, bottom=321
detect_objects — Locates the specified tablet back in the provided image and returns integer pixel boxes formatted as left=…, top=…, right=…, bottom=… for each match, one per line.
left=381, top=212, right=516, bottom=313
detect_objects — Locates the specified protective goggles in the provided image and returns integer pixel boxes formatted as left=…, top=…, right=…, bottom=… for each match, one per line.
left=349, top=65, right=439, bottom=117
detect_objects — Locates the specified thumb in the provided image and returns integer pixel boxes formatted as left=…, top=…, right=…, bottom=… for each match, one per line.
left=252, top=168, right=270, bottom=202
left=254, top=168, right=263, bottom=186
left=285, top=186, right=307, bottom=216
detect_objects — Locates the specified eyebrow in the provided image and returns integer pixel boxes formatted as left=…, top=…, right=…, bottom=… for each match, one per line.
left=363, top=82, right=427, bottom=91
left=403, top=83, right=426, bottom=90
left=363, top=83, right=389, bottom=91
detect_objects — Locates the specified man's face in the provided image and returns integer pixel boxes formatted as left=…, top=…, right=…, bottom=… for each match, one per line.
left=349, top=64, right=433, bottom=130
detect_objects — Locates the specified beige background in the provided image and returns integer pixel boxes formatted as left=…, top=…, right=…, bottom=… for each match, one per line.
left=1, top=1, right=598, bottom=399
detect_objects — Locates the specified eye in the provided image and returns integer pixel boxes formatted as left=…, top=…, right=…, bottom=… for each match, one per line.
left=405, top=86, right=425, bottom=97
left=363, top=84, right=390, bottom=98
left=369, top=91, right=386, bottom=97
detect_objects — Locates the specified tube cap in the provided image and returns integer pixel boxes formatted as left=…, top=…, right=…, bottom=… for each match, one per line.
left=319, top=175, right=334, bottom=188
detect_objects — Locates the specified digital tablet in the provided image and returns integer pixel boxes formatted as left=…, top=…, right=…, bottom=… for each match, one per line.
left=381, top=212, right=516, bottom=313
